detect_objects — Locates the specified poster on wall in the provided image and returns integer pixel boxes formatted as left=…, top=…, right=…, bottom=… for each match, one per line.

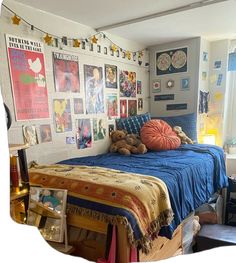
left=105, top=64, right=117, bottom=89
left=138, top=98, right=143, bottom=111
left=22, top=125, right=39, bottom=146
left=128, top=100, right=137, bottom=116
left=152, top=79, right=161, bottom=93
left=120, top=99, right=127, bottom=118
left=76, top=119, right=92, bottom=149
left=52, top=52, right=80, bottom=92
left=73, top=98, right=84, bottom=114
left=93, top=118, right=107, bottom=141
left=6, top=34, right=49, bottom=120
left=107, top=94, right=118, bottom=118
left=53, top=99, right=72, bottom=133
left=120, top=70, right=136, bottom=97
left=66, top=136, right=75, bottom=144
left=156, top=47, right=187, bottom=75
left=180, top=78, right=190, bottom=90
left=137, top=80, right=142, bottom=94
left=39, top=124, right=52, bottom=143
left=84, top=65, right=104, bottom=114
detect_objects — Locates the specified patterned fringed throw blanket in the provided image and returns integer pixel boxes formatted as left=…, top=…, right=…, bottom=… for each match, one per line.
left=29, top=164, right=173, bottom=253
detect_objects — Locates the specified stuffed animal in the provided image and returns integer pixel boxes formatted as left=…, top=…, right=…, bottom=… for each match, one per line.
left=125, top=133, right=147, bottom=154
left=109, top=130, right=147, bottom=155
left=173, top=126, right=194, bottom=144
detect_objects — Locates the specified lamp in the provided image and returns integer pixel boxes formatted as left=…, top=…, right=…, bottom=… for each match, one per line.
left=203, top=134, right=216, bottom=145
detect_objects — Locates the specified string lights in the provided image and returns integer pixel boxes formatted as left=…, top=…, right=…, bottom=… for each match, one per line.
left=3, top=3, right=146, bottom=65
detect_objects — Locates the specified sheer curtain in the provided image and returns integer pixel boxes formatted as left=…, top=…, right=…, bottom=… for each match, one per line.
left=224, top=53, right=236, bottom=149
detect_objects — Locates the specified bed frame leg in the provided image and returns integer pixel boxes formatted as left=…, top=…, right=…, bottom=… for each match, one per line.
left=116, top=224, right=131, bottom=263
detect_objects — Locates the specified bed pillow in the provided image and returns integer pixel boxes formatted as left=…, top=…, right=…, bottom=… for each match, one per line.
left=152, top=113, right=197, bottom=143
left=140, top=119, right=181, bottom=151
left=116, top=112, right=151, bottom=135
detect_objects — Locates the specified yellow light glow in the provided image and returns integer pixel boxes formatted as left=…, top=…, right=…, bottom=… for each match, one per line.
left=203, top=134, right=216, bottom=145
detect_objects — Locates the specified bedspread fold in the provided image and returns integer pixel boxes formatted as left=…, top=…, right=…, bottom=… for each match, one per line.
left=29, top=164, right=173, bottom=253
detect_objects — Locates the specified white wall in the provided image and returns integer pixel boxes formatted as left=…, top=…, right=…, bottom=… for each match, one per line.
left=197, top=38, right=210, bottom=142
left=149, top=37, right=201, bottom=117
left=208, top=39, right=230, bottom=146
left=0, top=0, right=149, bottom=164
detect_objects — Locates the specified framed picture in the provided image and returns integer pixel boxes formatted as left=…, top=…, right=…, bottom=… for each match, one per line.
left=166, top=79, right=175, bottom=89
left=53, top=99, right=72, bottom=133
left=74, top=98, right=84, bottom=114
left=137, top=80, right=142, bottom=94
left=6, top=34, right=49, bottom=121
left=120, top=99, right=127, bottom=118
left=152, top=79, right=161, bottom=93
left=120, top=70, right=136, bottom=97
left=84, top=65, right=104, bottom=114
left=213, top=60, right=222, bottom=70
left=138, top=98, right=143, bottom=111
left=105, top=64, right=117, bottom=89
left=107, top=94, right=118, bottom=118
left=27, top=187, right=67, bottom=243
left=156, top=47, right=187, bottom=75
left=180, top=78, right=190, bottom=90
left=128, top=100, right=137, bottom=116
left=66, top=136, right=75, bottom=144
left=39, top=124, right=52, bottom=143
left=93, top=118, right=107, bottom=141
left=23, top=125, right=39, bottom=146
left=203, top=51, right=208, bottom=62
left=76, top=119, right=92, bottom=149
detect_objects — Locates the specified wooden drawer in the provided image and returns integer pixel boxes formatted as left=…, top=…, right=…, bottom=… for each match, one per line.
left=139, top=224, right=182, bottom=261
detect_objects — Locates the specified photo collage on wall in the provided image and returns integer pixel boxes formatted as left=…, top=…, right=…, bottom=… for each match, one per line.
left=154, top=46, right=189, bottom=111
left=6, top=35, right=146, bottom=150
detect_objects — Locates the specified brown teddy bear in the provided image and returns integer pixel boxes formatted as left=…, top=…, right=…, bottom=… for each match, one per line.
left=109, top=130, right=147, bottom=155
left=125, top=133, right=147, bottom=154
left=173, top=126, right=194, bottom=144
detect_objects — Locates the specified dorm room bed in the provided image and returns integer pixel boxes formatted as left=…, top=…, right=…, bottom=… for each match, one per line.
left=28, top=144, right=228, bottom=262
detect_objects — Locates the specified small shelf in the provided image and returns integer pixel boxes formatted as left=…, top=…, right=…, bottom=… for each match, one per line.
left=10, top=188, right=29, bottom=201
left=29, top=199, right=61, bottom=219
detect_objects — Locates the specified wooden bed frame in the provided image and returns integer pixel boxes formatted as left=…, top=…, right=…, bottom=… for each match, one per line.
left=67, top=212, right=183, bottom=262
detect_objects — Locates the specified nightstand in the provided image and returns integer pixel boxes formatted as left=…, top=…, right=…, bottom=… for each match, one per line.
left=226, top=154, right=236, bottom=178
left=225, top=177, right=236, bottom=226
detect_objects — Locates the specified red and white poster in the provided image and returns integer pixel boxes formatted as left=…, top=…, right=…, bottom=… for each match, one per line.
left=6, top=34, right=49, bottom=120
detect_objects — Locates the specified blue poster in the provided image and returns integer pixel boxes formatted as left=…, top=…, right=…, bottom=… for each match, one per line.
left=228, top=52, right=236, bottom=71
left=156, top=47, right=187, bottom=75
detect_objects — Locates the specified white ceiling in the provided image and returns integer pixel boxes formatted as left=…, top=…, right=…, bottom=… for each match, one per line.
left=8, top=0, right=236, bottom=46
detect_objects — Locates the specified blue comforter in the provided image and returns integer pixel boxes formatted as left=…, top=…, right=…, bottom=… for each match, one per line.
left=60, top=144, right=228, bottom=238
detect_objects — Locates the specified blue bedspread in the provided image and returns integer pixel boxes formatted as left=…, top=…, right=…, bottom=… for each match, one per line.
left=60, top=144, right=228, bottom=238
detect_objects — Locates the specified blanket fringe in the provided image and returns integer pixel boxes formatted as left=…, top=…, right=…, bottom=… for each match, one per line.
left=67, top=204, right=173, bottom=254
